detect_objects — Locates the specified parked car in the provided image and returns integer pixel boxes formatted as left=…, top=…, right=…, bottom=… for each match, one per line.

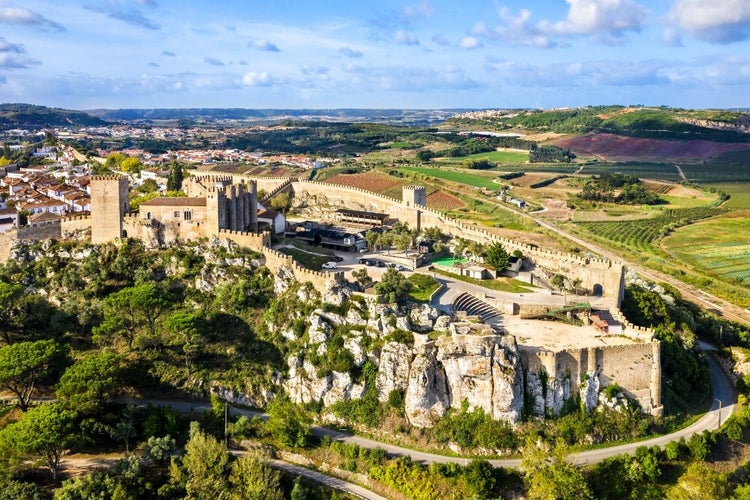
left=395, top=265, right=408, bottom=271
left=358, top=257, right=368, bottom=264
left=375, top=260, right=386, bottom=268
left=322, top=261, right=337, bottom=269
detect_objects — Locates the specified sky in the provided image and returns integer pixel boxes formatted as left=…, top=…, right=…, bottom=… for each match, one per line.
left=1, top=0, right=750, bottom=110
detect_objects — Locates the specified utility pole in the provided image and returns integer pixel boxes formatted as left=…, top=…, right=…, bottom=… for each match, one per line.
left=224, top=401, right=228, bottom=448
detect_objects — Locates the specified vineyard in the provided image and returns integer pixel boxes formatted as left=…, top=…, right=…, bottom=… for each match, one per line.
left=663, top=213, right=750, bottom=285
left=573, top=207, right=725, bottom=252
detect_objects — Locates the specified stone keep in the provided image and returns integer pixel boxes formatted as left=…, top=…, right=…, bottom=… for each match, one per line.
left=91, top=175, right=129, bottom=244
left=402, top=185, right=427, bottom=208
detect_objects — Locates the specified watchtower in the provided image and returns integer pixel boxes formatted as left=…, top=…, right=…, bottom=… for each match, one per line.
left=90, top=175, right=129, bottom=244
left=402, top=185, right=426, bottom=208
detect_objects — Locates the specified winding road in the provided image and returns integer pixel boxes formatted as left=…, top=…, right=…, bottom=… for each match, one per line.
left=137, top=346, right=735, bottom=470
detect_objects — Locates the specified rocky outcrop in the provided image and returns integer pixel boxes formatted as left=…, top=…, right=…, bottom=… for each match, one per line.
left=436, top=333, right=524, bottom=423
left=404, top=342, right=451, bottom=427
left=376, top=341, right=413, bottom=402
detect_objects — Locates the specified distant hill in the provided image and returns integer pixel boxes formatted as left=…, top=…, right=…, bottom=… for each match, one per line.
left=0, top=103, right=108, bottom=129
left=86, top=108, right=468, bottom=125
left=448, top=106, right=750, bottom=143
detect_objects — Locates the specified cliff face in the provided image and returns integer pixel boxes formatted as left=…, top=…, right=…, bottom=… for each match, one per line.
left=279, top=294, right=527, bottom=427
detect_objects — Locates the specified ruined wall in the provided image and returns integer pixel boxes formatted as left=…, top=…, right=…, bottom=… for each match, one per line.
left=519, top=341, right=662, bottom=416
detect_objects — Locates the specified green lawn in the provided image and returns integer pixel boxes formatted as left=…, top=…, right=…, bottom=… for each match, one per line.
left=430, top=267, right=534, bottom=293
left=437, top=150, right=529, bottom=164
left=408, top=273, right=440, bottom=302
left=395, top=166, right=501, bottom=191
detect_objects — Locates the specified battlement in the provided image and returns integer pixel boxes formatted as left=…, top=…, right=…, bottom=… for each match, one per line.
left=91, top=174, right=126, bottom=181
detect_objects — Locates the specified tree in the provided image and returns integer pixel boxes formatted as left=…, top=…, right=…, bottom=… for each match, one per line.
left=551, top=273, right=568, bottom=292
left=228, top=451, right=283, bottom=500
left=163, top=312, right=203, bottom=377
left=167, top=162, right=185, bottom=191
left=365, top=230, right=380, bottom=251
left=352, top=268, right=373, bottom=289
left=120, top=156, right=142, bottom=174
left=266, top=399, right=310, bottom=449
left=571, top=277, right=584, bottom=295
left=0, top=403, right=77, bottom=481
left=667, top=463, right=728, bottom=500
left=94, top=283, right=170, bottom=350
left=375, top=268, right=413, bottom=305
left=56, top=352, right=122, bottom=413
left=484, top=242, right=511, bottom=272
left=0, top=339, right=61, bottom=411
left=0, top=282, right=25, bottom=344
left=522, top=438, right=592, bottom=500
left=269, top=193, right=291, bottom=214
left=170, top=423, right=230, bottom=500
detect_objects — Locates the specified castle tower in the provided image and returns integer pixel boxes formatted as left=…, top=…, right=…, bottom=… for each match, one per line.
left=91, top=175, right=129, bottom=244
left=249, top=180, right=258, bottom=232
left=402, top=185, right=427, bottom=208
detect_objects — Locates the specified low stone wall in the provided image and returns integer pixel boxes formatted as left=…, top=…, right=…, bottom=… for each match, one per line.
left=262, top=246, right=343, bottom=291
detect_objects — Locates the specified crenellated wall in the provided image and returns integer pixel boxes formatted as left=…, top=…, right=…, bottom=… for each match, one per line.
left=261, top=245, right=344, bottom=290
left=520, top=341, right=662, bottom=416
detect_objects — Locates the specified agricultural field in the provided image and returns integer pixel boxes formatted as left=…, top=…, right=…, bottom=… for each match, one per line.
left=394, top=166, right=502, bottom=191
left=571, top=207, right=725, bottom=253
left=426, top=189, right=466, bottom=210
left=662, top=212, right=750, bottom=287
left=327, top=170, right=403, bottom=193
left=707, top=183, right=750, bottom=209
left=436, top=149, right=529, bottom=164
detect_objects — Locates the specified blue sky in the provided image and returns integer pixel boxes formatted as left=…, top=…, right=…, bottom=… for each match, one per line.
left=1, top=0, right=750, bottom=110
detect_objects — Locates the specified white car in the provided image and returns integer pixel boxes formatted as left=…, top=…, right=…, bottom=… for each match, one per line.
left=322, top=261, right=338, bottom=269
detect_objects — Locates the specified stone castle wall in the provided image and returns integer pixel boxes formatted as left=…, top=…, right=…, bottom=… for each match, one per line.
left=520, top=341, right=662, bottom=416
left=262, top=245, right=344, bottom=290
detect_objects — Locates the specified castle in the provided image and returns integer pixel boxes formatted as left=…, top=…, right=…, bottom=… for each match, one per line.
left=0, top=172, right=662, bottom=417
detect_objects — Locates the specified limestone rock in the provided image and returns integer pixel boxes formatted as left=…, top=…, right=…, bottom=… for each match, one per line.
left=404, top=342, right=450, bottom=427
left=344, top=332, right=366, bottom=367
left=376, top=341, right=414, bottom=402
left=409, top=304, right=439, bottom=332
left=581, top=373, right=600, bottom=412
left=308, top=314, right=331, bottom=344
left=436, top=333, right=523, bottom=423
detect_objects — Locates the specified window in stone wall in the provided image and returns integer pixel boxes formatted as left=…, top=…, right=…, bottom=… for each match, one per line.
left=173, top=211, right=180, bottom=218
left=183, top=211, right=192, bottom=221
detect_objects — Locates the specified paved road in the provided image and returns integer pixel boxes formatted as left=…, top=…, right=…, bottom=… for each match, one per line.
left=268, top=459, right=387, bottom=500
left=141, top=347, right=735, bottom=470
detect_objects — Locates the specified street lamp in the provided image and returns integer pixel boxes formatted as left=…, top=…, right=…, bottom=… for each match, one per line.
left=715, top=398, right=723, bottom=430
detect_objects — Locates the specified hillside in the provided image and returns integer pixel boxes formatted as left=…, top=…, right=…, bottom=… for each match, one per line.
left=0, top=103, right=108, bottom=129
left=448, top=106, right=750, bottom=143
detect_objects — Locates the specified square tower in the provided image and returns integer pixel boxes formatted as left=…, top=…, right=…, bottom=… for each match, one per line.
left=91, top=175, right=129, bottom=243
left=402, top=185, right=427, bottom=208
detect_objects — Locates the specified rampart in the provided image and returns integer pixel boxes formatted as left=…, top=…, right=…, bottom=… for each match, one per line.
left=190, top=172, right=294, bottom=193
left=520, top=341, right=662, bottom=416
left=290, top=180, right=624, bottom=305
left=261, top=245, right=344, bottom=291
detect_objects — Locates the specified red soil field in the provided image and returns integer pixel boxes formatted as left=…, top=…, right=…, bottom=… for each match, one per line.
left=555, top=132, right=750, bottom=163
left=427, top=190, right=465, bottom=210
left=327, top=171, right=403, bottom=193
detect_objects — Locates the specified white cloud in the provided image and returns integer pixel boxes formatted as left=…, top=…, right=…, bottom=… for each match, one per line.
left=669, top=0, right=750, bottom=43
left=477, top=1, right=646, bottom=48
left=476, top=7, right=555, bottom=48
left=394, top=30, right=419, bottom=45
left=84, top=1, right=160, bottom=30
left=544, top=0, right=647, bottom=40
left=249, top=39, right=280, bottom=52
left=403, top=2, right=434, bottom=18
left=241, top=71, right=273, bottom=86
left=204, top=57, right=225, bottom=66
left=458, top=36, right=482, bottom=49
left=0, top=6, right=65, bottom=31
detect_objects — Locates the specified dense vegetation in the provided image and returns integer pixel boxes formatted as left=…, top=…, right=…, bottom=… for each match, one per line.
left=0, top=103, right=107, bottom=130
left=578, top=173, right=662, bottom=205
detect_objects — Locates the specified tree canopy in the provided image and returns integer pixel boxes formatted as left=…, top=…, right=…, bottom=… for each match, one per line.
left=0, top=339, right=62, bottom=411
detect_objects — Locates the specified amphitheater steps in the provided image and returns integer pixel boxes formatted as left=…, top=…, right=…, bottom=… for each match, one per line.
left=451, top=292, right=503, bottom=323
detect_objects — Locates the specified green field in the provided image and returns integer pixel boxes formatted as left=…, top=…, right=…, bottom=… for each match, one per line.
left=573, top=207, right=725, bottom=253
left=663, top=213, right=750, bottom=285
left=395, top=166, right=501, bottom=190
left=438, top=149, right=529, bottom=164
left=708, top=183, right=750, bottom=209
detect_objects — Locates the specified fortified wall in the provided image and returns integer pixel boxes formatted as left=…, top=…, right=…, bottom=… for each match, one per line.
left=290, top=180, right=624, bottom=306
left=519, top=342, right=662, bottom=416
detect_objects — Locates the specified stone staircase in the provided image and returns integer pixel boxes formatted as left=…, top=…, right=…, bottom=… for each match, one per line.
left=451, top=292, right=503, bottom=323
